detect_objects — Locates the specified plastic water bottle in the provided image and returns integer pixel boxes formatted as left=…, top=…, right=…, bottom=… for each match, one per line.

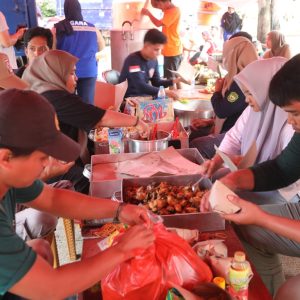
left=157, top=86, right=166, bottom=100
left=228, top=251, right=252, bottom=300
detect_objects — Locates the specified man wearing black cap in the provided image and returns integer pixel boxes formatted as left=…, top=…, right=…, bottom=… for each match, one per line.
left=0, top=89, right=154, bottom=299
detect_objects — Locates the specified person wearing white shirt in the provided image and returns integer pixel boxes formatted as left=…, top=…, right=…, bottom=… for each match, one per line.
left=0, top=11, right=26, bottom=69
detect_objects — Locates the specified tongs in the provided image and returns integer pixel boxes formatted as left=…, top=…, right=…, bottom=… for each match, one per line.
left=150, top=123, right=158, bottom=140
left=171, top=117, right=179, bottom=139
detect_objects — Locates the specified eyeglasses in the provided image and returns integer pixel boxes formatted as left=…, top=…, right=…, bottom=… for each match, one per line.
left=27, top=45, right=49, bottom=53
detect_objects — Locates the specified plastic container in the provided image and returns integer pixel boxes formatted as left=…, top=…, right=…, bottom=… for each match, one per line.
left=157, top=86, right=166, bottom=100
left=228, top=251, right=252, bottom=300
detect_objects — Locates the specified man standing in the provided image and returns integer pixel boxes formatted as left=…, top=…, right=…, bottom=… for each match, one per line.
left=141, top=0, right=183, bottom=83
left=220, top=6, right=243, bottom=41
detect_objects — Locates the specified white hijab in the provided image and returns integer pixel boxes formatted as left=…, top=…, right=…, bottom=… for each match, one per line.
left=234, top=57, right=290, bottom=163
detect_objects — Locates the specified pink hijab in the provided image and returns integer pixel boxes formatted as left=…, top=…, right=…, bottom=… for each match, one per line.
left=22, top=49, right=78, bottom=94
left=221, top=36, right=258, bottom=96
left=234, top=57, right=291, bottom=163
left=263, top=31, right=291, bottom=59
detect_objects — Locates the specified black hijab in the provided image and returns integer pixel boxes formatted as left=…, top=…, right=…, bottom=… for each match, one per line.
left=55, top=0, right=84, bottom=37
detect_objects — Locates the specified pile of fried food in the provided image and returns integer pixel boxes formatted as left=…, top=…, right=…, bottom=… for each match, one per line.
left=124, top=182, right=208, bottom=215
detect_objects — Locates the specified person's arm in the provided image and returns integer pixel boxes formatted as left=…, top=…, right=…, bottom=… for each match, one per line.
left=211, top=81, right=248, bottom=119
left=27, top=184, right=150, bottom=226
left=251, top=132, right=300, bottom=191
left=141, top=8, right=163, bottom=27
left=96, top=29, right=105, bottom=52
left=39, top=157, right=74, bottom=181
left=50, top=27, right=57, bottom=49
left=127, top=70, right=161, bottom=96
left=220, top=133, right=300, bottom=192
left=150, top=63, right=173, bottom=88
left=9, top=224, right=154, bottom=299
left=0, top=28, right=25, bottom=48
left=219, top=168, right=255, bottom=191
left=222, top=196, right=300, bottom=244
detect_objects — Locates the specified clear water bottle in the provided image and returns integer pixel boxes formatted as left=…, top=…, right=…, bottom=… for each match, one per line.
left=157, top=86, right=166, bottom=100
left=228, top=251, right=253, bottom=300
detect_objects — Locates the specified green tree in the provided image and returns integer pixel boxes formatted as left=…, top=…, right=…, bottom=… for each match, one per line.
left=257, top=0, right=280, bottom=43
left=39, top=0, right=56, bottom=17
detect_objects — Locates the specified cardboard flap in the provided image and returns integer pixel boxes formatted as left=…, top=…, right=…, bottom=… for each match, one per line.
left=94, top=80, right=128, bottom=110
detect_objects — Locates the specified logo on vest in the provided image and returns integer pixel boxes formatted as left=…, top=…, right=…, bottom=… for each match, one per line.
left=70, top=20, right=88, bottom=26
left=227, top=92, right=239, bottom=103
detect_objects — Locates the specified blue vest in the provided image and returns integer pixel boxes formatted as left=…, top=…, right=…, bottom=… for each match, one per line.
left=57, top=20, right=98, bottom=78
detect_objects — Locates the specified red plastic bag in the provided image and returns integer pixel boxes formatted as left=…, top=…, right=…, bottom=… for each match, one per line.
left=101, top=223, right=213, bottom=300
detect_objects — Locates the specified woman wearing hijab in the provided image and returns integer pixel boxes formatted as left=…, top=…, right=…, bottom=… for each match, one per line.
left=190, top=37, right=258, bottom=158
left=263, top=30, right=292, bottom=59
left=189, top=31, right=216, bottom=65
left=202, top=57, right=300, bottom=204
left=23, top=49, right=149, bottom=194
left=53, top=0, right=105, bottom=105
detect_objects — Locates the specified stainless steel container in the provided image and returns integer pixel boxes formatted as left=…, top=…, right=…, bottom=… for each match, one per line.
left=110, top=22, right=149, bottom=72
left=173, top=100, right=214, bottom=128
left=127, top=130, right=171, bottom=153
left=121, top=174, right=225, bottom=232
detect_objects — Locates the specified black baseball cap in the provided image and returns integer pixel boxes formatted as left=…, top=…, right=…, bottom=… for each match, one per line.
left=0, top=89, right=80, bottom=162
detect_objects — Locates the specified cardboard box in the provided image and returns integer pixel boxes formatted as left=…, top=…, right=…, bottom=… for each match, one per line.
left=124, top=96, right=174, bottom=123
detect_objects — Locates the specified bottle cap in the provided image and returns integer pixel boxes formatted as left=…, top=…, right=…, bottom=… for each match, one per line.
left=213, top=277, right=226, bottom=289
left=234, top=251, right=246, bottom=262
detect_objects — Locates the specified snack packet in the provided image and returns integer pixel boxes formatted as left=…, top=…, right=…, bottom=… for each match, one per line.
left=108, top=128, right=123, bottom=154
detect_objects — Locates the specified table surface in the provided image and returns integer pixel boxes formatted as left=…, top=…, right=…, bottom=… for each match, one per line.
left=79, top=222, right=272, bottom=300
left=172, top=88, right=212, bottom=101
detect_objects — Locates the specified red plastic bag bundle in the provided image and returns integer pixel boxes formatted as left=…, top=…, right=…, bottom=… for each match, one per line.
left=101, top=223, right=213, bottom=300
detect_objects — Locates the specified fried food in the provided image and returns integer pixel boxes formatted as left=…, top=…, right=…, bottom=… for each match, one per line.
left=124, top=182, right=208, bottom=215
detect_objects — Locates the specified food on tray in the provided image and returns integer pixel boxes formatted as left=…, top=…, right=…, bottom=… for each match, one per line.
left=124, top=182, right=208, bottom=215
left=199, top=87, right=214, bottom=94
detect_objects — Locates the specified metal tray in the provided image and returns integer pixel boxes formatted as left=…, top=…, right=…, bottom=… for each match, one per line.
left=90, top=148, right=205, bottom=198
left=121, top=174, right=225, bottom=232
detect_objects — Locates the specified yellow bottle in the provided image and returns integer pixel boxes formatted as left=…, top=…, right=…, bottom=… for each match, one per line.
left=228, top=251, right=252, bottom=300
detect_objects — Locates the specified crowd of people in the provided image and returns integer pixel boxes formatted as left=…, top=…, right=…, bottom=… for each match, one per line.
left=1, top=0, right=300, bottom=299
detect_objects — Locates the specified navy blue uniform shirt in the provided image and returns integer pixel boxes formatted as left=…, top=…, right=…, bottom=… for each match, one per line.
left=119, top=51, right=173, bottom=98
left=211, top=80, right=247, bottom=133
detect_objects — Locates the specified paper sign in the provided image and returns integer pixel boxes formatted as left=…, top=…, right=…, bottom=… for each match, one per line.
left=136, top=98, right=174, bottom=123
left=209, top=180, right=241, bottom=214
left=214, top=145, right=238, bottom=172
left=94, top=80, right=128, bottom=111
